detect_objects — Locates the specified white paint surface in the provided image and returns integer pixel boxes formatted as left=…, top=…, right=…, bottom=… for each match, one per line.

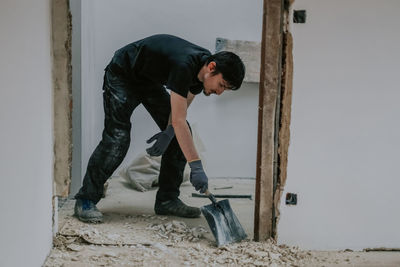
left=80, top=0, right=262, bottom=182
left=0, top=0, right=53, bottom=266
left=278, top=0, right=400, bottom=250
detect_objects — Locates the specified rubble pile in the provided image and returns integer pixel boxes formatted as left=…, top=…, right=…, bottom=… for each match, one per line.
left=47, top=235, right=315, bottom=267
left=45, top=212, right=317, bottom=266
left=147, top=220, right=208, bottom=242
left=174, top=239, right=313, bottom=266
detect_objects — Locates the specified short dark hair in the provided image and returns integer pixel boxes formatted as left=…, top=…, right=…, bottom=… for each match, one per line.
left=206, top=51, right=245, bottom=90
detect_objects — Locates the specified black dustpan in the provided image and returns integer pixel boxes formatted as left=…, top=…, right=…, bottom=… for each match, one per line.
left=200, top=190, right=247, bottom=246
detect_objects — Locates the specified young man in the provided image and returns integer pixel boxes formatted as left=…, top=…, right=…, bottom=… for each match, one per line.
left=74, top=34, right=245, bottom=223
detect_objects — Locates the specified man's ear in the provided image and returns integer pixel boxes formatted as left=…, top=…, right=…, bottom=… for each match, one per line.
left=207, top=61, right=217, bottom=72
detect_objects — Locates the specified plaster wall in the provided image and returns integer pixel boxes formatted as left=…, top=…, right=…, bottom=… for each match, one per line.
left=0, top=0, right=53, bottom=266
left=77, top=0, right=263, bottom=191
left=278, top=0, right=400, bottom=250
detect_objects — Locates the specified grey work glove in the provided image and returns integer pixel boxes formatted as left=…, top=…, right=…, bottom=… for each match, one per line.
left=146, top=125, right=175, bottom=156
left=189, top=160, right=208, bottom=193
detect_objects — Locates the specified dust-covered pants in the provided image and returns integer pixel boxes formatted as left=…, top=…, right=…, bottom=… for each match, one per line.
left=75, top=68, right=188, bottom=204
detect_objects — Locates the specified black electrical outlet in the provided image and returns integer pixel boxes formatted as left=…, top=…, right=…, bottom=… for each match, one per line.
left=286, top=193, right=297, bottom=205
left=293, top=10, right=306, bottom=23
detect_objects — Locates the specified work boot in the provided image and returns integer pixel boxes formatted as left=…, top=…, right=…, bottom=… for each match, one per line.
left=74, top=199, right=104, bottom=223
left=154, top=198, right=201, bottom=218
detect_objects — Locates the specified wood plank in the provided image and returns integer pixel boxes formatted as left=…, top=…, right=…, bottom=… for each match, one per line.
left=254, top=0, right=284, bottom=241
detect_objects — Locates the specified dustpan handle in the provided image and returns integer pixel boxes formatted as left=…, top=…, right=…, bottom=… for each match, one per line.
left=204, top=189, right=218, bottom=205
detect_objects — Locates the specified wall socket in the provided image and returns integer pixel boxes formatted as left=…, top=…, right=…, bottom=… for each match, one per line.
left=293, top=10, right=306, bottom=23
left=285, top=193, right=297, bottom=205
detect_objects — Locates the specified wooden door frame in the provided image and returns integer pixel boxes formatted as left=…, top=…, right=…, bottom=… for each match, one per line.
left=254, top=0, right=294, bottom=241
left=51, top=0, right=295, bottom=241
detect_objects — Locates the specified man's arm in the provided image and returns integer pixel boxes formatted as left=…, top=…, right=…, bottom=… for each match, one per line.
left=186, top=91, right=196, bottom=106
left=168, top=92, right=195, bottom=125
left=146, top=92, right=196, bottom=156
left=171, top=91, right=208, bottom=193
left=170, top=91, right=199, bottom=161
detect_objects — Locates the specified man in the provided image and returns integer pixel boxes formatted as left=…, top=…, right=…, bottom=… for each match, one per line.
left=74, top=34, right=245, bottom=223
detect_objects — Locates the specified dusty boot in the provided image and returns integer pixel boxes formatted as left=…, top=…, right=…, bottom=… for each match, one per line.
left=154, top=198, right=201, bottom=218
left=74, top=199, right=104, bottom=223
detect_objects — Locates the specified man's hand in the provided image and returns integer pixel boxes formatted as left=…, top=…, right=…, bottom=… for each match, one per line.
left=146, top=125, right=174, bottom=156
left=189, top=160, right=208, bottom=193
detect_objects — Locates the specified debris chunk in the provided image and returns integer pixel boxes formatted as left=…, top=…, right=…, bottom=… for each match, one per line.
left=147, top=220, right=208, bottom=243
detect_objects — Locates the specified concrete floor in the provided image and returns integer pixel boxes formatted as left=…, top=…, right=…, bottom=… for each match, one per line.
left=46, top=176, right=400, bottom=266
left=97, top=176, right=255, bottom=241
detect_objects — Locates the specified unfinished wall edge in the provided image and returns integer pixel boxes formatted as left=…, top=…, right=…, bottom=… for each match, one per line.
left=273, top=0, right=294, bottom=239
left=52, top=0, right=73, bottom=197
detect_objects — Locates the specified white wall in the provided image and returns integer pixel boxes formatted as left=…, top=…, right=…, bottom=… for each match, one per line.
left=0, top=0, right=53, bottom=266
left=278, top=0, right=400, bottom=250
left=80, top=0, right=262, bottom=182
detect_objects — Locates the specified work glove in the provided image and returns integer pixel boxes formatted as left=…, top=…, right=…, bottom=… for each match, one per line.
left=146, top=125, right=175, bottom=156
left=189, top=160, right=208, bottom=193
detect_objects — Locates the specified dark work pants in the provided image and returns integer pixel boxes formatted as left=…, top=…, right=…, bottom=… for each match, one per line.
left=75, top=68, right=187, bottom=204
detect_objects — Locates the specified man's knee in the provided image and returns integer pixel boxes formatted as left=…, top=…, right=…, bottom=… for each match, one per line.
left=104, top=127, right=130, bottom=146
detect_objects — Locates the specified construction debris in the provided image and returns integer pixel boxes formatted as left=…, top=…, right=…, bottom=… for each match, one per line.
left=46, top=229, right=316, bottom=266
left=147, top=220, right=208, bottom=243
left=174, top=239, right=313, bottom=266
left=192, top=193, right=252, bottom=199
left=213, top=186, right=233, bottom=190
left=364, top=247, right=400, bottom=252
left=45, top=213, right=318, bottom=267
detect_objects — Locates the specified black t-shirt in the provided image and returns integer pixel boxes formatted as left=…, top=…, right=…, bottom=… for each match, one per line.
left=106, top=34, right=211, bottom=98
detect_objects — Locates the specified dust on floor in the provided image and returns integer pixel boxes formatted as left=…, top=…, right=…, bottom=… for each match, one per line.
left=44, top=177, right=400, bottom=266
left=45, top=212, right=312, bottom=266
